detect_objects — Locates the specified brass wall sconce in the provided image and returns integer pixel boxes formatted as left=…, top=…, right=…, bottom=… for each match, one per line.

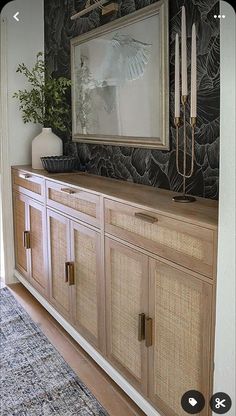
left=71, top=0, right=118, bottom=20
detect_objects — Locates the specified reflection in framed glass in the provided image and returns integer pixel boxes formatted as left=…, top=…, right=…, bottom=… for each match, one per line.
left=71, top=1, right=169, bottom=149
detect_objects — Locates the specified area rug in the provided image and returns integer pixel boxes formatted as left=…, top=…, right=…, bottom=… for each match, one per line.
left=0, top=287, right=109, bottom=416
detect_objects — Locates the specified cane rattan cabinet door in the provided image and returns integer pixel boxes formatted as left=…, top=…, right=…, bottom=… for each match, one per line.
left=71, top=221, right=104, bottom=350
left=47, top=209, right=72, bottom=320
left=13, top=192, right=30, bottom=279
left=105, top=238, right=149, bottom=394
left=28, top=199, right=48, bottom=296
left=148, top=259, right=213, bottom=416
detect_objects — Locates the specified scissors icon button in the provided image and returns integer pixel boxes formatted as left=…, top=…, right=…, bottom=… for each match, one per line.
left=215, top=398, right=226, bottom=409
left=210, top=393, right=232, bottom=414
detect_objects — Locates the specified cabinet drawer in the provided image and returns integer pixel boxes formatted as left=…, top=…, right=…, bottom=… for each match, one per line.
left=13, top=170, right=45, bottom=201
left=105, top=199, right=215, bottom=278
left=46, top=180, right=100, bottom=227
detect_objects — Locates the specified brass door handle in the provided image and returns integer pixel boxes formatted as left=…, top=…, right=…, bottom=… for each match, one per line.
left=23, top=231, right=31, bottom=249
left=19, top=173, right=31, bottom=179
left=138, top=313, right=145, bottom=341
left=65, top=262, right=75, bottom=285
left=134, top=213, right=158, bottom=224
left=65, top=262, right=69, bottom=283
left=145, top=317, right=153, bottom=347
left=61, top=188, right=76, bottom=195
left=68, top=262, right=75, bottom=286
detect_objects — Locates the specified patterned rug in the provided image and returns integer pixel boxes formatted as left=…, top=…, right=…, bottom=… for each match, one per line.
left=0, top=287, right=109, bottom=416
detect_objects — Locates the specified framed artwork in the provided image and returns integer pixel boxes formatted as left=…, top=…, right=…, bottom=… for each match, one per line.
left=71, top=0, right=169, bottom=149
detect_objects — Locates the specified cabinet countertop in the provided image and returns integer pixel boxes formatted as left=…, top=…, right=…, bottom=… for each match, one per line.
left=12, top=165, right=218, bottom=230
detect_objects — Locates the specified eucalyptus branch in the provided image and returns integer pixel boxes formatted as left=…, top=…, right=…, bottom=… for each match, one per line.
left=13, top=52, right=71, bottom=133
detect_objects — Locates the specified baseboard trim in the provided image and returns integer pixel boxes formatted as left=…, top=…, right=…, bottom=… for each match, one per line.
left=14, top=270, right=161, bottom=416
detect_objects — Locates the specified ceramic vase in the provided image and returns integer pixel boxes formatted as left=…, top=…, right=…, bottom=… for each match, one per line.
left=32, top=127, right=63, bottom=170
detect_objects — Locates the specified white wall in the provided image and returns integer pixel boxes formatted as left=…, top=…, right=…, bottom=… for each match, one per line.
left=1, top=0, right=44, bottom=165
left=0, top=175, right=4, bottom=278
left=0, top=0, right=44, bottom=282
left=214, top=2, right=236, bottom=414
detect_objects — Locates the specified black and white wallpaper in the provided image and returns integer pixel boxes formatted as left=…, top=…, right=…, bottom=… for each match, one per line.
left=44, top=0, right=220, bottom=199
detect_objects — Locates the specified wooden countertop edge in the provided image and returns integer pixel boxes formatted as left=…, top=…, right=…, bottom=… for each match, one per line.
left=12, top=165, right=218, bottom=231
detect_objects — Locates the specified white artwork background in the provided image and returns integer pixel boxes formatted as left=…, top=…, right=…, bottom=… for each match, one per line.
left=74, top=15, right=160, bottom=138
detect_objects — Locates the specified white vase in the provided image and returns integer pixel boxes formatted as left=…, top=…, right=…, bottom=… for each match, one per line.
left=32, top=127, right=63, bottom=170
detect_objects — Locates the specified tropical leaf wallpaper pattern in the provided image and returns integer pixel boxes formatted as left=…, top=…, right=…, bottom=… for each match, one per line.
left=44, top=0, right=220, bottom=199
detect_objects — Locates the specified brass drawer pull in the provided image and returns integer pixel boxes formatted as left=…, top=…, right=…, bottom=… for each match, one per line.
left=134, top=213, right=158, bottom=224
left=19, top=173, right=31, bottom=179
left=138, top=313, right=145, bottom=341
left=145, top=317, right=153, bottom=347
left=65, top=262, right=75, bottom=285
left=23, top=231, right=31, bottom=249
left=61, top=188, right=76, bottom=195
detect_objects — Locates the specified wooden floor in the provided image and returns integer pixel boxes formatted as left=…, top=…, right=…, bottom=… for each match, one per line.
left=6, top=283, right=146, bottom=416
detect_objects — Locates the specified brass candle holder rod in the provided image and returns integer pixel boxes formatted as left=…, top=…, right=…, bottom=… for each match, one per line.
left=173, top=95, right=196, bottom=203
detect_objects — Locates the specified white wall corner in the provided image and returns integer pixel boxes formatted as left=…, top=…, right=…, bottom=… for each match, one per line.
left=214, top=2, right=236, bottom=415
left=0, top=0, right=44, bottom=283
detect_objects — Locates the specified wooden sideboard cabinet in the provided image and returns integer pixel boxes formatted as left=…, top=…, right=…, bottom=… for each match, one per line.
left=12, top=166, right=218, bottom=416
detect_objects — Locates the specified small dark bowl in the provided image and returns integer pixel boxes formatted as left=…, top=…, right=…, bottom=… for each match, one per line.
left=41, top=156, right=77, bottom=173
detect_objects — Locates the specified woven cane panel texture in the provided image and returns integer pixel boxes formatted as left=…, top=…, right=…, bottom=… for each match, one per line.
left=15, top=198, right=27, bottom=271
left=30, top=206, right=45, bottom=288
left=153, top=266, right=202, bottom=416
left=110, top=211, right=203, bottom=260
left=49, top=189, right=96, bottom=218
left=50, top=217, right=69, bottom=311
left=110, top=248, right=142, bottom=380
left=14, top=176, right=41, bottom=195
left=74, top=230, right=98, bottom=338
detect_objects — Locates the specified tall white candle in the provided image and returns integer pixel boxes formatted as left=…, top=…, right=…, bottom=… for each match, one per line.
left=181, top=6, right=188, bottom=96
left=175, top=33, right=180, bottom=118
left=190, top=23, right=197, bottom=118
